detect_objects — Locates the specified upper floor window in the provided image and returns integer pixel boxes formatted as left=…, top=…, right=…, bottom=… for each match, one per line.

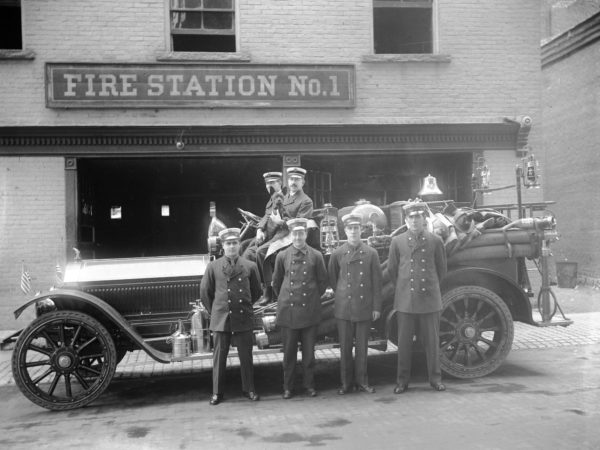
left=373, top=0, right=433, bottom=54
left=0, top=0, right=22, bottom=49
left=170, top=0, right=236, bottom=52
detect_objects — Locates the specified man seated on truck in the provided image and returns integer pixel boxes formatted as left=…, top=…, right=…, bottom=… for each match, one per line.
left=242, top=171, right=285, bottom=262
left=244, top=167, right=314, bottom=304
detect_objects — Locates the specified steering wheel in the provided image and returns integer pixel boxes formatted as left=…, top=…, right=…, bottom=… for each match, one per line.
left=238, top=208, right=262, bottom=239
left=238, top=208, right=261, bottom=225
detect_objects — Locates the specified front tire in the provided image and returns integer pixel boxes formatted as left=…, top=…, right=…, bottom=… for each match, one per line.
left=12, top=310, right=117, bottom=410
left=439, top=286, right=514, bottom=378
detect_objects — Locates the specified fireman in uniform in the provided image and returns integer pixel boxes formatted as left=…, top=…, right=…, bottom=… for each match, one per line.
left=387, top=201, right=447, bottom=394
left=328, top=213, right=383, bottom=394
left=272, top=217, right=328, bottom=399
left=200, top=228, right=263, bottom=405
left=255, top=167, right=314, bottom=303
left=242, top=171, right=285, bottom=263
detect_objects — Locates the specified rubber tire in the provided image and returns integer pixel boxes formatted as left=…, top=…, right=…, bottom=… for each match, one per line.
left=440, top=285, right=514, bottom=379
left=12, top=310, right=117, bottom=410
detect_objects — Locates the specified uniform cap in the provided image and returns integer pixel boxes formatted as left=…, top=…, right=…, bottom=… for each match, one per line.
left=218, top=227, right=241, bottom=241
left=286, top=167, right=307, bottom=178
left=402, top=201, right=428, bottom=217
left=342, top=213, right=363, bottom=227
left=263, top=171, right=282, bottom=182
left=286, top=217, right=308, bottom=231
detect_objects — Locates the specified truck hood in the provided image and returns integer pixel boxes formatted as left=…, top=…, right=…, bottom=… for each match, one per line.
left=63, top=254, right=211, bottom=283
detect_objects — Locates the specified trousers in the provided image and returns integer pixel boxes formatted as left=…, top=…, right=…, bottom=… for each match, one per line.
left=337, top=319, right=370, bottom=388
left=396, top=311, right=442, bottom=385
left=212, top=330, right=255, bottom=394
left=280, top=325, right=317, bottom=391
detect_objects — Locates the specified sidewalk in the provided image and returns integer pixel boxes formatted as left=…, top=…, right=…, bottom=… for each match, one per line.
left=1, top=311, right=599, bottom=387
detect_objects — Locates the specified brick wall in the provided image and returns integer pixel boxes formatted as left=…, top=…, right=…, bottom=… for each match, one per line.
left=542, top=41, right=600, bottom=279
left=0, top=157, right=66, bottom=329
left=0, top=0, right=542, bottom=127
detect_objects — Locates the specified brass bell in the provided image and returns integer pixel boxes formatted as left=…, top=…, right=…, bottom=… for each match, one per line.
left=418, top=174, right=443, bottom=196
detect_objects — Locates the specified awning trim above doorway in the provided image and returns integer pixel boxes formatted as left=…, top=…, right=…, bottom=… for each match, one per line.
left=0, top=120, right=530, bottom=156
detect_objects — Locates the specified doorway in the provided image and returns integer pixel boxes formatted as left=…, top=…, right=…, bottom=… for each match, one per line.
left=75, top=152, right=472, bottom=259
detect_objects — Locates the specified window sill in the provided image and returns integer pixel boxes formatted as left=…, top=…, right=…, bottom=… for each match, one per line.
left=156, top=51, right=251, bottom=62
left=362, top=54, right=451, bottom=63
left=0, top=49, right=36, bottom=60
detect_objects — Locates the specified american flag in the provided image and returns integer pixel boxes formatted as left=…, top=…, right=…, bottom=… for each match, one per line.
left=55, top=261, right=63, bottom=285
left=20, top=264, right=32, bottom=295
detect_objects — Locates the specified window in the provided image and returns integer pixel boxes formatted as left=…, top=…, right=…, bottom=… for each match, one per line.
left=0, top=0, right=22, bottom=49
left=373, top=0, right=433, bottom=54
left=170, top=0, right=235, bottom=52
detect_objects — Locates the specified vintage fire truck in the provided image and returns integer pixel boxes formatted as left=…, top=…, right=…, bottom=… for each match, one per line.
left=10, top=199, right=569, bottom=410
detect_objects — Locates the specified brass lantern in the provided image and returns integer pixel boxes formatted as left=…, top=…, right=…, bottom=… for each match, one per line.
left=472, top=157, right=491, bottom=191
left=521, top=154, right=540, bottom=188
left=319, top=203, right=339, bottom=255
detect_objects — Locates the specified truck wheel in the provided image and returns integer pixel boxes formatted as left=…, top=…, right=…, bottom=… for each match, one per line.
left=12, top=310, right=117, bottom=410
left=440, top=286, right=513, bottom=379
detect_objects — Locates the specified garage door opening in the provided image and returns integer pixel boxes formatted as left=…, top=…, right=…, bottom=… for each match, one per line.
left=77, top=156, right=280, bottom=259
left=76, top=152, right=472, bottom=259
left=302, top=152, right=472, bottom=208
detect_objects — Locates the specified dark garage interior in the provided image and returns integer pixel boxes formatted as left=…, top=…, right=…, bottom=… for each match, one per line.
left=76, top=153, right=472, bottom=259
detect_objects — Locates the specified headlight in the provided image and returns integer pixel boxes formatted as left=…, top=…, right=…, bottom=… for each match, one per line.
left=35, top=298, right=56, bottom=317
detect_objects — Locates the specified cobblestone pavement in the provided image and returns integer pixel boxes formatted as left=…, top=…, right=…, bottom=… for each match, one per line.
left=1, top=312, right=599, bottom=387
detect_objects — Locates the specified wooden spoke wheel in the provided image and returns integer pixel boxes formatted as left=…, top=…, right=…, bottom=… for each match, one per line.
left=440, top=286, right=514, bottom=378
left=12, top=310, right=117, bottom=410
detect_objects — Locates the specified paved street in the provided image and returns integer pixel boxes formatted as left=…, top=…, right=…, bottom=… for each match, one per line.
left=1, top=310, right=599, bottom=449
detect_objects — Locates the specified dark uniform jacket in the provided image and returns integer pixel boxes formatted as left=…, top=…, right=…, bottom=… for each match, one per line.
left=257, top=190, right=314, bottom=238
left=387, top=229, right=447, bottom=314
left=200, top=256, right=262, bottom=332
left=328, top=242, right=383, bottom=322
left=273, top=245, right=328, bottom=329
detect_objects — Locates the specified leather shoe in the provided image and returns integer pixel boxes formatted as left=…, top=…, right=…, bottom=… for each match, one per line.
left=306, top=388, right=317, bottom=397
left=243, top=391, right=260, bottom=401
left=431, top=382, right=446, bottom=392
left=356, top=384, right=376, bottom=394
left=337, top=386, right=352, bottom=395
left=393, top=384, right=408, bottom=394
left=209, top=393, right=223, bottom=405
left=282, top=390, right=293, bottom=400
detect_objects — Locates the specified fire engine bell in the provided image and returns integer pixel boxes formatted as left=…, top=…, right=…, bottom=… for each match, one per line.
left=418, top=174, right=443, bottom=196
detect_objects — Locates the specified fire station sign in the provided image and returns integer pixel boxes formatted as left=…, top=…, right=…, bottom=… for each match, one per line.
left=46, top=63, right=355, bottom=108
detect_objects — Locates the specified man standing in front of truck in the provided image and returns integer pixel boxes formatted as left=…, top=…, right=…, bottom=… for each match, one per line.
left=200, top=227, right=263, bottom=405
left=328, top=212, right=382, bottom=395
left=272, top=217, right=328, bottom=399
left=387, top=200, right=447, bottom=394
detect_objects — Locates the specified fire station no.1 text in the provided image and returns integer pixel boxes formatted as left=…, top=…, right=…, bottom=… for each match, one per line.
left=46, top=64, right=355, bottom=108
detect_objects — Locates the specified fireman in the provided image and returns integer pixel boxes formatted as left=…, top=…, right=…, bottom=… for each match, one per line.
left=255, top=167, right=314, bottom=303
left=328, top=213, right=383, bottom=395
left=387, top=201, right=448, bottom=394
left=242, top=171, right=285, bottom=263
left=272, top=217, right=328, bottom=399
left=200, top=228, right=263, bottom=405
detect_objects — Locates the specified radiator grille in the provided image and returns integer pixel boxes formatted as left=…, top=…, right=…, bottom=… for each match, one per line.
left=84, top=279, right=201, bottom=316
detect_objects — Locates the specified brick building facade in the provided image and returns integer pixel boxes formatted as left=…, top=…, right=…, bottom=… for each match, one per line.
left=542, top=9, right=600, bottom=281
left=0, top=0, right=543, bottom=328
